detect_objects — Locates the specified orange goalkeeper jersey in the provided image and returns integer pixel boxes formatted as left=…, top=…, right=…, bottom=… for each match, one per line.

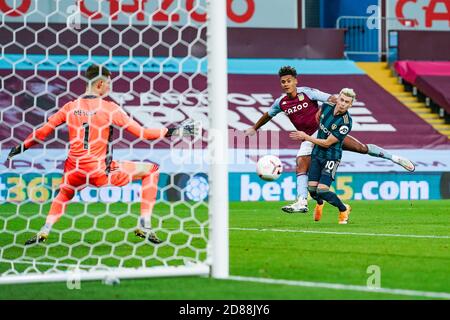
left=24, top=96, right=168, bottom=173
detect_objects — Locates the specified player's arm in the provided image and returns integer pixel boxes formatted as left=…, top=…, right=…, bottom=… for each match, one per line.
left=327, top=95, right=338, bottom=104
left=8, top=104, right=69, bottom=160
left=291, top=120, right=351, bottom=148
left=111, top=105, right=197, bottom=140
left=290, top=131, right=338, bottom=148
left=245, top=112, right=272, bottom=136
left=301, top=87, right=336, bottom=104
left=245, top=97, right=281, bottom=136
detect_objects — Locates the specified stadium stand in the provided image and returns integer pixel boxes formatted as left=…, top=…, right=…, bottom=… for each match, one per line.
left=394, top=61, right=450, bottom=85
left=415, top=76, right=450, bottom=122
left=396, top=30, right=450, bottom=61
left=392, top=61, right=450, bottom=136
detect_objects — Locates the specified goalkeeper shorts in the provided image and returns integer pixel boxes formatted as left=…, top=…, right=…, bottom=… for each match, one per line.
left=60, top=160, right=157, bottom=191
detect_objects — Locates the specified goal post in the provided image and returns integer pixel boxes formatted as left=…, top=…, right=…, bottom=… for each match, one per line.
left=207, top=0, right=229, bottom=279
left=0, top=0, right=228, bottom=284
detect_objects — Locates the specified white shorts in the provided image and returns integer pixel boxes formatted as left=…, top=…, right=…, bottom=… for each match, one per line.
left=296, top=130, right=318, bottom=157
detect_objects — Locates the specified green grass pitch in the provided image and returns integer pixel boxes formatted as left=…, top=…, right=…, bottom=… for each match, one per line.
left=0, top=200, right=449, bottom=300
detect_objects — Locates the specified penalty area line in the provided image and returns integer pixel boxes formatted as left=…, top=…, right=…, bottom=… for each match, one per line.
left=228, top=275, right=450, bottom=299
left=229, top=227, right=450, bottom=239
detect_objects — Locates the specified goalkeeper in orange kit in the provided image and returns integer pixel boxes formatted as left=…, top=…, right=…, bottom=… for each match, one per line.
left=7, top=64, right=199, bottom=245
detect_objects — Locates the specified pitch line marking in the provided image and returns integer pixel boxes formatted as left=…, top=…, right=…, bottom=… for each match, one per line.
left=228, top=275, right=450, bottom=299
left=2, top=262, right=448, bottom=299
left=229, top=227, right=450, bottom=239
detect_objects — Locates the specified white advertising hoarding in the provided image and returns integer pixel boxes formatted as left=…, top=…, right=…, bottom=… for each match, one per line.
left=387, top=0, right=450, bottom=30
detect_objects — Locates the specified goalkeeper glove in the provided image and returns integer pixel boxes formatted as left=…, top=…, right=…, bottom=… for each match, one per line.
left=166, top=119, right=200, bottom=138
left=7, top=144, right=28, bottom=160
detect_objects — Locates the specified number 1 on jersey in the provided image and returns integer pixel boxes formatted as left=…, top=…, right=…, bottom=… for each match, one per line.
left=82, top=123, right=90, bottom=150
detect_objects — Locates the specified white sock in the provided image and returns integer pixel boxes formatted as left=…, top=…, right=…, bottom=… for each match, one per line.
left=40, top=223, right=52, bottom=234
left=367, top=144, right=393, bottom=160
left=296, top=174, right=309, bottom=200
left=139, top=216, right=151, bottom=229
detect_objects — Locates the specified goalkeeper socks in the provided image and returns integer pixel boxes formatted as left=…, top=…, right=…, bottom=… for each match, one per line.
left=307, top=186, right=324, bottom=205
left=367, top=144, right=392, bottom=160
left=140, top=164, right=160, bottom=226
left=46, top=187, right=75, bottom=225
left=296, top=173, right=309, bottom=200
left=40, top=223, right=53, bottom=234
left=139, top=216, right=151, bottom=229
left=317, top=189, right=346, bottom=212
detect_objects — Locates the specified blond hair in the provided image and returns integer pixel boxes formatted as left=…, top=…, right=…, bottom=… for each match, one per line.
left=340, top=88, right=356, bottom=102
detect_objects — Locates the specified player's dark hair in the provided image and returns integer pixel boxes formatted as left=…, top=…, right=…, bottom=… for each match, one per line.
left=278, top=66, right=297, bottom=78
left=85, top=64, right=111, bottom=82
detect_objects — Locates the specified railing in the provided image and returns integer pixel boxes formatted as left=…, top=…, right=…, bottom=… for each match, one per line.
left=336, top=16, right=382, bottom=58
left=336, top=16, right=411, bottom=60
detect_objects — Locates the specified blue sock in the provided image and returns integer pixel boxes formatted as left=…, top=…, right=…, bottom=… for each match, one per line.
left=367, top=144, right=392, bottom=160
left=317, top=189, right=346, bottom=211
left=307, top=186, right=323, bottom=205
left=296, top=173, right=309, bottom=199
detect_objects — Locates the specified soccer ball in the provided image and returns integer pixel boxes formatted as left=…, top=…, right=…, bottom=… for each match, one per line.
left=256, top=155, right=283, bottom=181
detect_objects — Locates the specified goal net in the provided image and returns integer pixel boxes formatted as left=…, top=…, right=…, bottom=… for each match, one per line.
left=0, top=0, right=228, bottom=284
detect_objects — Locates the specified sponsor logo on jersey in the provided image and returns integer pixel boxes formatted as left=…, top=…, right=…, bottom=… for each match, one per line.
left=339, top=125, right=349, bottom=134
left=284, top=102, right=309, bottom=115
left=319, top=123, right=330, bottom=135
left=343, top=114, right=350, bottom=124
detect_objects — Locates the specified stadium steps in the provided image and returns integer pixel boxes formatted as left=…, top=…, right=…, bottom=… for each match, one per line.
left=397, top=97, right=419, bottom=103
left=427, top=118, right=447, bottom=124
left=403, top=102, right=427, bottom=108
left=356, top=62, right=450, bottom=139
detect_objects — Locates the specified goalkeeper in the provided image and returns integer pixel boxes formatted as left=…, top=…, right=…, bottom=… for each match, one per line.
left=7, top=64, right=198, bottom=245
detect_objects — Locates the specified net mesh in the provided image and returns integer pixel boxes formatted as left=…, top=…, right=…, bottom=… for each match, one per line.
left=0, top=0, right=210, bottom=279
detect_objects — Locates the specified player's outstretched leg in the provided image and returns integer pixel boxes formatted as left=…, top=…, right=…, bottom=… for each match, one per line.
left=343, top=135, right=415, bottom=172
left=25, top=187, right=75, bottom=245
left=368, top=145, right=415, bottom=172
left=106, top=161, right=163, bottom=244
left=115, top=162, right=162, bottom=244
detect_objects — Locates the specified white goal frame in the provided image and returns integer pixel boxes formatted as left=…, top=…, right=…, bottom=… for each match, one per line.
left=0, top=0, right=228, bottom=284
